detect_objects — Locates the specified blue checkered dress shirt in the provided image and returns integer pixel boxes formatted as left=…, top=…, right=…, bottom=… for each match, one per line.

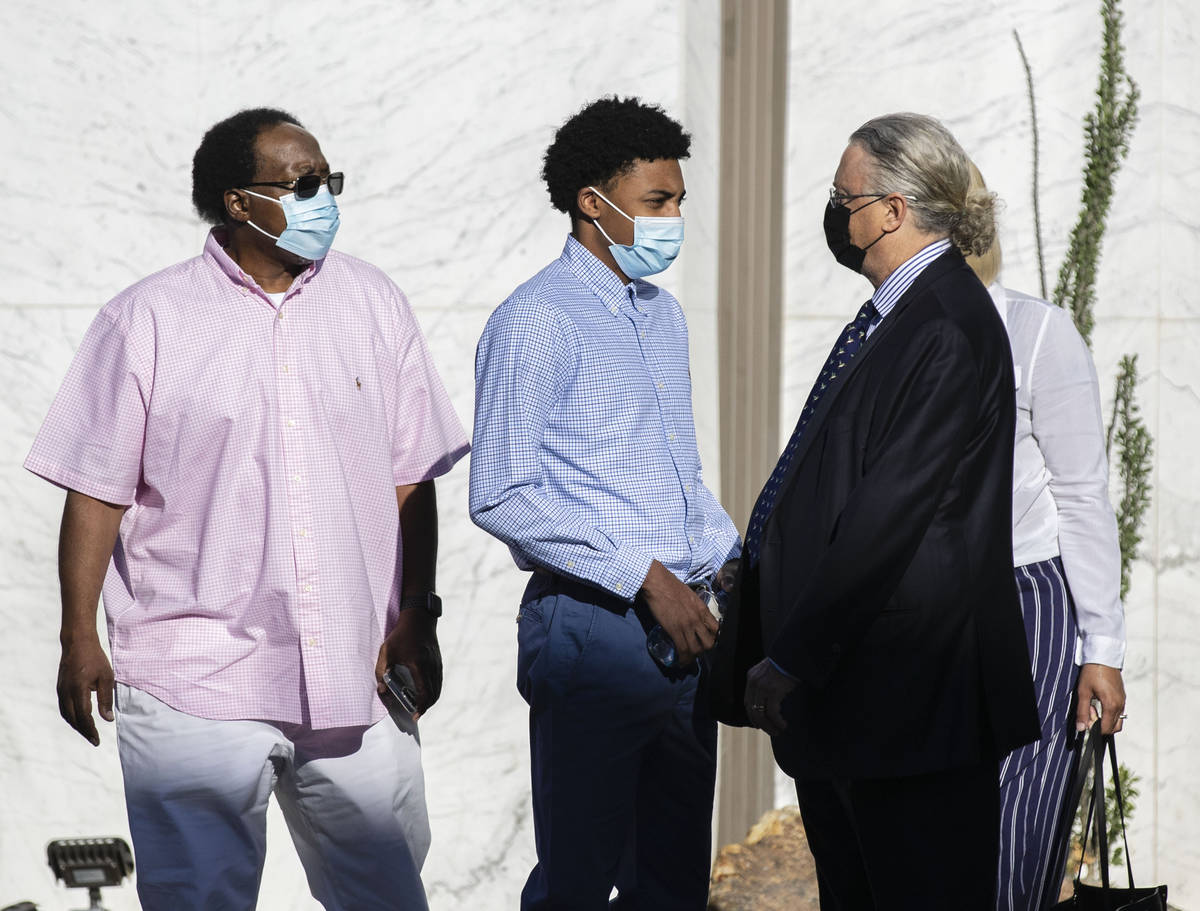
left=469, top=236, right=740, bottom=600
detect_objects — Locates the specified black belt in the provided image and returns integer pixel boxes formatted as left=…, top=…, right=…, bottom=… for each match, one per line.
left=530, top=568, right=711, bottom=602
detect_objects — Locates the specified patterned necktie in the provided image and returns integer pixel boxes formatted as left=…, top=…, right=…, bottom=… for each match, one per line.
left=744, top=299, right=878, bottom=564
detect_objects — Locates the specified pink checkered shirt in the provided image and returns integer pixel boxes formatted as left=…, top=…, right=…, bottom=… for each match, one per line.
left=26, top=229, right=469, bottom=729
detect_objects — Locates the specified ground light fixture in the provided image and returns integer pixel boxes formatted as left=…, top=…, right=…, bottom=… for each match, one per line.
left=45, top=838, right=134, bottom=911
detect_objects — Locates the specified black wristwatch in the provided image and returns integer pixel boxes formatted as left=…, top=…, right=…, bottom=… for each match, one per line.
left=399, top=592, right=442, bottom=618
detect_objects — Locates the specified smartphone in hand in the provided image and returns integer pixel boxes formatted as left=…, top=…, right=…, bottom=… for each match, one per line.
left=383, top=664, right=419, bottom=715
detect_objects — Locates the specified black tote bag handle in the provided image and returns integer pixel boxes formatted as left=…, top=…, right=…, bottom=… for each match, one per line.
left=1041, top=721, right=1102, bottom=910
left=1077, top=725, right=1137, bottom=896
left=1046, top=720, right=1166, bottom=911
left=1084, top=734, right=1137, bottom=891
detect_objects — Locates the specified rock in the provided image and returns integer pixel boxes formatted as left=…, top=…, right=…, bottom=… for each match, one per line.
left=708, top=806, right=820, bottom=911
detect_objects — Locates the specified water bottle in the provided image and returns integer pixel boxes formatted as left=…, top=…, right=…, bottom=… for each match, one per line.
left=646, top=584, right=726, bottom=668
left=645, top=624, right=679, bottom=667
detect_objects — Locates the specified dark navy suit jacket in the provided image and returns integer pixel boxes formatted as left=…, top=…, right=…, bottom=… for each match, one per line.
left=730, top=248, right=1040, bottom=780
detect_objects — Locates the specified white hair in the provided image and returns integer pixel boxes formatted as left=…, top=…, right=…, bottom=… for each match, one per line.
left=850, top=112, right=996, bottom=256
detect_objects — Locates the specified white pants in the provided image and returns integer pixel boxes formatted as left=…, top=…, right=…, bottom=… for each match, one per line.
left=114, top=683, right=430, bottom=911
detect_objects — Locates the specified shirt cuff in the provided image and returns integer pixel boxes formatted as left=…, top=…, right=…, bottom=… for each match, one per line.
left=1075, top=633, right=1126, bottom=669
left=599, top=546, right=655, bottom=603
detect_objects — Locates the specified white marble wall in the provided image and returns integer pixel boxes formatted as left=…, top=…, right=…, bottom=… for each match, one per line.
left=783, top=0, right=1200, bottom=905
left=2, top=0, right=1196, bottom=908
left=0, top=1, right=721, bottom=908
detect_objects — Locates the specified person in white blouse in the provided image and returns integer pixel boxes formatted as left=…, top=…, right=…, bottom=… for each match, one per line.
left=966, top=162, right=1127, bottom=910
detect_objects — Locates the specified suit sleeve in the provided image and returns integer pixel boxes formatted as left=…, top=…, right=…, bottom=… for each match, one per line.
left=768, top=320, right=992, bottom=686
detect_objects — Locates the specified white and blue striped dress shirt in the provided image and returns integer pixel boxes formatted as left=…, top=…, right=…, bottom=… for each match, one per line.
left=470, top=235, right=740, bottom=600
left=867, top=238, right=952, bottom=334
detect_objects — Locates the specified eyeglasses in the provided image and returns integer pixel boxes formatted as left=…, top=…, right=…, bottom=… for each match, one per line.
left=828, top=187, right=916, bottom=208
left=243, top=172, right=344, bottom=199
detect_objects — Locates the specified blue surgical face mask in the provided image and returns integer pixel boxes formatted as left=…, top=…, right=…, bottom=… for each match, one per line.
left=242, top=185, right=340, bottom=261
left=588, top=186, right=684, bottom=279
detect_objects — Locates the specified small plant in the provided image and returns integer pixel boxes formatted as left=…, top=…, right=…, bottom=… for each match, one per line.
left=1013, top=0, right=1148, bottom=878
left=1012, top=30, right=1048, bottom=300
left=1049, top=0, right=1140, bottom=347
left=1106, top=355, right=1153, bottom=601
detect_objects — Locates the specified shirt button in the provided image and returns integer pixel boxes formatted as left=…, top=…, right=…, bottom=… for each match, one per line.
left=299, top=529, right=308, bottom=538
left=307, top=637, right=318, bottom=647
left=668, top=433, right=676, bottom=442
left=657, top=382, right=665, bottom=390
left=615, top=582, right=623, bottom=592
left=567, top=560, right=575, bottom=570
left=686, top=484, right=694, bottom=492
left=292, top=474, right=301, bottom=482
left=277, top=311, right=284, bottom=320
left=689, top=536, right=696, bottom=545
left=640, top=331, right=646, bottom=339
left=286, top=419, right=295, bottom=427
left=304, top=584, right=313, bottom=592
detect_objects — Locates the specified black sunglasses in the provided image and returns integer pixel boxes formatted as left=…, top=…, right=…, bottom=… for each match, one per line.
left=243, top=171, right=344, bottom=200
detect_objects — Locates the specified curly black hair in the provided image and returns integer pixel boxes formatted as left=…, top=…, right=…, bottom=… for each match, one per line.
left=191, top=107, right=303, bottom=225
left=542, top=96, right=691, bottom=222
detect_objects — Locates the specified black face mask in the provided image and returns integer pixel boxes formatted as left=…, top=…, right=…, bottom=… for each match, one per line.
left=823, top=196, right=888, bottom=273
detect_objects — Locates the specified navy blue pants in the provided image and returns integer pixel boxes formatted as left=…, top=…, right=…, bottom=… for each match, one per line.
left=516, top=573, right=718, bottom=911
left=996, top=557, right=1080, bottom=911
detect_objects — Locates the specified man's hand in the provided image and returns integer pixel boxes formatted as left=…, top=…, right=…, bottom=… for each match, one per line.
left=1076, top=663, right=1126, bottom=735
left=744, top=658, right=797, bottom=736
left=375, top=607, right=443, bottom=720
left=57, top=490, right=124, bottom=747
left=639, top=560, right=719, bottom=666
left=57, top=635, right=114, bottom=746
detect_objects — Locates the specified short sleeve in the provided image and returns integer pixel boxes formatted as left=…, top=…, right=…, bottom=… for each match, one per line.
left=24, top=309, right=149, bottom=505
left=389, top=289, right=470, bottom=485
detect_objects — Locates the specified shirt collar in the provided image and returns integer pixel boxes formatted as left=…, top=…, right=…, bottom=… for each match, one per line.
left=870, top=238, right=952, bottom=322
left=560, top=234, right=646, bottom=319
left=202, top=227, right=322, bottom=299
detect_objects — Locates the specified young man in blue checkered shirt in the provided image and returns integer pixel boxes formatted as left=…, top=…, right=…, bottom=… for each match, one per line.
left=470, top=96, right=740, bottom=910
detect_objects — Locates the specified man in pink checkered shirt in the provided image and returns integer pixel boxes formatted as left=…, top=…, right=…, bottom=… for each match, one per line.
left=25, top=108, right=469, bottom=910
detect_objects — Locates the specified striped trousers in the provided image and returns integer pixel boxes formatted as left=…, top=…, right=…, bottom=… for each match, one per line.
left=996, top=556, right=1080, bottom=911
